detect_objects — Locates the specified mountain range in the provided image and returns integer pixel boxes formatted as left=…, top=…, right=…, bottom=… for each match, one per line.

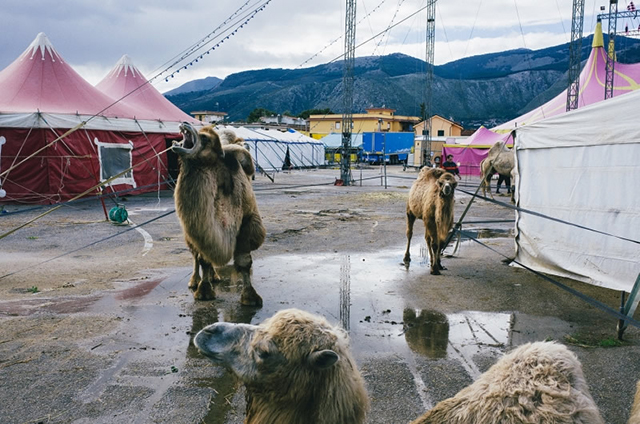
left=165, top=34, right=640, bottom=128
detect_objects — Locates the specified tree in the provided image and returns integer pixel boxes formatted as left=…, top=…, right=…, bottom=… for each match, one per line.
left=297, top=108, right=334, bottom=120
left=247, top=108, right=276, bottom=123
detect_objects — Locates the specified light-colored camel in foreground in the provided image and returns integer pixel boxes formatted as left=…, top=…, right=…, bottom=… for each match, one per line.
left=480, top=140, right=515, bottom=202
left=404, top=168, right=457, bottom=275
left=173, top=124, right=265, bottom=305
left=195, top=308, right=639, bottom=424
left=411, top=341, right=605, bottom=423
left=194, top=308, right=369, bottom=424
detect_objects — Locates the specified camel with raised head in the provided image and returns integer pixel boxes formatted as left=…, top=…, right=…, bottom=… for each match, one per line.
left=173, top=123, right=265, bottom=306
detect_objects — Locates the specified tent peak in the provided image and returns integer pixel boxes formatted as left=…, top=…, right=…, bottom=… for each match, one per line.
left=593, top=21, right=604, bottom=49
left=23, top=32, right=62, bottom=62
left=112, top=54, right=138, bottom=78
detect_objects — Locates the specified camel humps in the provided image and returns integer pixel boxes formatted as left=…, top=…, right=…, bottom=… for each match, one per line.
left=194, top=308, right=369, bottom=424
left=403, top=167, right=457, bottom=275
left=480, top=139, right=515, bottom=202
left=173, top=123, right=265, bottom=306
left=412, top=341, right=604, bottom=424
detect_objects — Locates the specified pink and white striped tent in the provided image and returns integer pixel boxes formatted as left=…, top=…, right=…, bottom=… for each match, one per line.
left=494, top=21, right=640, bottom=132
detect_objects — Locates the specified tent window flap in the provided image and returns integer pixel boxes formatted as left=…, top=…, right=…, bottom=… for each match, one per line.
left=94, top=137, right=136, bottom=187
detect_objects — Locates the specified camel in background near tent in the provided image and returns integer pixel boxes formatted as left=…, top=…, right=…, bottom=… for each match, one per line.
left=480, top=140, right=515, bottom=203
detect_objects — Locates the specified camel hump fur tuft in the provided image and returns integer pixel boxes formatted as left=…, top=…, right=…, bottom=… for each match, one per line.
left=173, top=123, right=265, bottom=305
left=194, top=308, right=370, bottom=424
left=411, top=341, right=605, bottom=424
left=403, top=167, right=457, bottom=275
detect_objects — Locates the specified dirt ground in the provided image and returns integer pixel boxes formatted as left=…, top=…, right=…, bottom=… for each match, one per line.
left=1, top=166, right=639, bottom=424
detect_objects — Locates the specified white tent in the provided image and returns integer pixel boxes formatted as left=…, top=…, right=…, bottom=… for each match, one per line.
left=513, top=88, right=640, bottom=292
left=217, top=125, right=324, bottom=172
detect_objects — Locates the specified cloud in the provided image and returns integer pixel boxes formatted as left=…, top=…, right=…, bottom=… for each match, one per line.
left=0, top=0, right=604, bottom=93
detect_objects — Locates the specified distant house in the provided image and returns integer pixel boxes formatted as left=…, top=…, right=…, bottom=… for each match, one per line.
left=308, top=107, right=421, bottom=139
left=412, top=115, right=464, bottom=166
left=260, top=114, right=307, bottom=129
left=191, top=111, right=228, bottom=124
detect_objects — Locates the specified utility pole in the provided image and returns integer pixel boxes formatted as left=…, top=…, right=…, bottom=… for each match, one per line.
left=566, top=0, right=585, bottom=111
left=605, top=0, right=619, bottom=99
left=422, top=0, right=436, bottom=167
left=340, top=0, right=356, bottom=185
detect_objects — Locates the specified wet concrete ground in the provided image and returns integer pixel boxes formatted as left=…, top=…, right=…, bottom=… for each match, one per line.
left=1, top=167, right=639, bottom=423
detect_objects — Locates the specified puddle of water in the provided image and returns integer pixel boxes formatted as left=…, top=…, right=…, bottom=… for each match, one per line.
left=115, top=278, right=163, bottom=300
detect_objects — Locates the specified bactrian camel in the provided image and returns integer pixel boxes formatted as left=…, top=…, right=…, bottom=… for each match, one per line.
left=194, top=308, right=369, bottom=424
left=404, top=167, right=457, bottom=275
left=480, top=140, right=515, bottom=203
left=173, top=123, right=265, bottom=306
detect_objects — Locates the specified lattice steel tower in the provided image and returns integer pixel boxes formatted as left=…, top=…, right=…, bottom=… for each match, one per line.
left=605, top=0, right=619, bottom=99
left=340, top=0, right=357, bottom=185
left=566, top=0, right=585, bottom=111
left=422, top=0, right=436, bottom=166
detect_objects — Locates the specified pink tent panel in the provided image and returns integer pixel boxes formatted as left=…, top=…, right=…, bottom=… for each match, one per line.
left=442, top=129, right=513, bottom=176
left=0, top=33, right=137, bottom=118
left=494, top=22, right=640, bottom=131
left=96, top=55, right=199, bottom=123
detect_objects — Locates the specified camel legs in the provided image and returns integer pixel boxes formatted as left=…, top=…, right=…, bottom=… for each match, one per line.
left=234, top=214, right=265, bottom=307
left=187, top=243, right=218, bottom=301
left=426, top=234, right=441, bottom=276
left=188, top=250, right=201, bottom=291
left=403, top=211, right=416, bottom=266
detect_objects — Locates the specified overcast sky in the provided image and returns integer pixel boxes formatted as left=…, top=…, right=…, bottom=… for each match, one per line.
left=0, top=0, right=622, bottom=93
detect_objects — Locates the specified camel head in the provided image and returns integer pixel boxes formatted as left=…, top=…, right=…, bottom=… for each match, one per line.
left=194, top=309, right=343, bottom=385
left=172, top=123, right=224, bottom=161
left=195, top=308, right=369, bottom=424
left=437, top=172, right=457, bottom=198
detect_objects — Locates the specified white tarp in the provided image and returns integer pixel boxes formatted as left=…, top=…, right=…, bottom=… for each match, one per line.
left=217, top=125, right=324, bottom=171
left=514, top=89, right=640, bottom=292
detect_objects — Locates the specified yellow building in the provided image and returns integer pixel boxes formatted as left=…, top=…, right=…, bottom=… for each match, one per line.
left=412, top=115, right=463, bottom=166
left=308, top=107, right=421, bottom=139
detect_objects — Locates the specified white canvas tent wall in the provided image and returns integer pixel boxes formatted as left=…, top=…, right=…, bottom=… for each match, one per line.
left=513, top=88, right=640, bottom=292
left=216, top=125, right=324, bottom=172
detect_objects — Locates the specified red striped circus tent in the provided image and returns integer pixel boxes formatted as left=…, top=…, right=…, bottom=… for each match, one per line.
left=0, top=33, right=199, bottom=204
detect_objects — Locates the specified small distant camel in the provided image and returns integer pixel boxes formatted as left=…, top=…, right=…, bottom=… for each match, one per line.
left=480, top=140, right=515, bottom=202
left=173, top=123, right=265, bottom=306
left=194, top=308, right=369, bottom=424
left=412, top=341, right=605, bottom=424
left=403, top=168, right=457, bottom=275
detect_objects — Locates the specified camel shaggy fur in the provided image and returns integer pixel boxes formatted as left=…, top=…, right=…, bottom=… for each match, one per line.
left=194, top=308, right=369, bottom=424
left=403, top=168, right=457, bottom=275
left=173, top=123, right=265, bottom=305
left=480, top=140, right=515, bottom=202
left=412, top=341, right=604, bottom=424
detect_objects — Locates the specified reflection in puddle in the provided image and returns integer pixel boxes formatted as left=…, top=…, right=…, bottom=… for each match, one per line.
left=403, top=309, right=512, bottom=378
left=403, top=309, right=449, bottom=359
